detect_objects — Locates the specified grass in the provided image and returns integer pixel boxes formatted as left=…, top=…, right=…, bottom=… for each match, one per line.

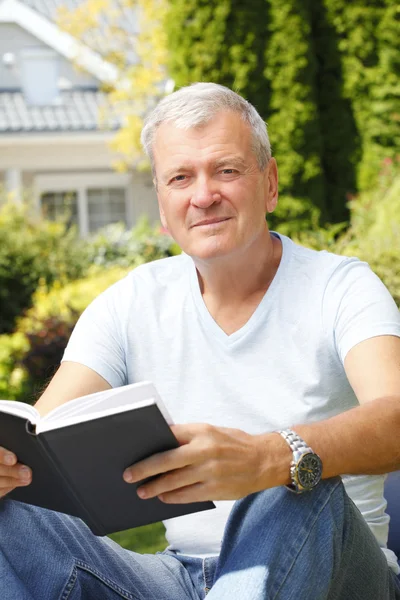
left=108, top=521, right=167, bottom=554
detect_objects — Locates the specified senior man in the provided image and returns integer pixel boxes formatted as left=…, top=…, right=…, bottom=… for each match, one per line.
left=1, top=83, right=400, bottom=600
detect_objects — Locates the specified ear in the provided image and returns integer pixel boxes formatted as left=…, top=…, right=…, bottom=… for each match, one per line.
left=264, top=158, right=279, bottom=213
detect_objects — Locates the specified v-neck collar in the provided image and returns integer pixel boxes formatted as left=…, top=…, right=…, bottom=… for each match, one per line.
left=186, top=232, right=291, bottom=346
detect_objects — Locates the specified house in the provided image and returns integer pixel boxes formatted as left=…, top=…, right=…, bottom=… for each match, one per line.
left=0, top=0, right=160, bottom=236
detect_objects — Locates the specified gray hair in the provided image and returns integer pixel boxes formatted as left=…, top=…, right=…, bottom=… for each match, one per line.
left=140, top=82, right=271, bottom=176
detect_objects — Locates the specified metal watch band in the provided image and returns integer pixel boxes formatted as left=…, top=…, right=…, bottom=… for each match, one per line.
left=278, top=429, right=313, bottom=459
left=278, top=428, right=322, bottom=493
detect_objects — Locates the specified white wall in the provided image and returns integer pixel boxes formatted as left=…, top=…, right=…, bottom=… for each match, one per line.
left=0, top=135, right=120, bottom=169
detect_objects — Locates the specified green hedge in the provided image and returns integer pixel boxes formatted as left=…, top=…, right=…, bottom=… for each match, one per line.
left=323, top=1, right=400, bottom=192
left=165, top=0, right=400, bottom=232
left=0, top=203, right=89, bottom=334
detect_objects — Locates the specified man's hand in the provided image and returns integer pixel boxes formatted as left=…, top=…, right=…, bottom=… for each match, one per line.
left=0, top=447, right=31, bottom=499
left=123, top=424, right=290, bottom=504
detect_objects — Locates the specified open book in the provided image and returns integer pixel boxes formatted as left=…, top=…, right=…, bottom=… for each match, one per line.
left=0, top=382, right=214, bottom=535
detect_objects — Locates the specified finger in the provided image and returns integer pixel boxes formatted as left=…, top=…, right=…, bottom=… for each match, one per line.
left=0, top=464, right=32, bottom=487
left=0, top=447, right=17, bottom=466
left=137, top=465, right=201, bottom=499
left=0, top=473, right=31, bottom=491
left=0, top=463, right=28, bottom=479
left=170, top=423, right=214, bottom=444
left=158, top=482, right=209, bottom=505
left=124, top=445, right=193, bottom=484
left=0, top=487, right=15, bottom=499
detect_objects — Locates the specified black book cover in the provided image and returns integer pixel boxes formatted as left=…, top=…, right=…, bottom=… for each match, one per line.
left=5, top=404, right=214, bottom=535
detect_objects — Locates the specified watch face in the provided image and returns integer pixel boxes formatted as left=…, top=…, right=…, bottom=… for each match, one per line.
left=297, top=453, right=323, bottom=490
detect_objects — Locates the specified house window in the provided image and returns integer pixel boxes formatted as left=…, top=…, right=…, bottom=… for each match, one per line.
left=20, top=48, right=59, bottom=106
left=35, top=174, right=133, bottom=237
left=41, top=191, right=78, bottom=227
left=87, top=188, right=127, bottom=232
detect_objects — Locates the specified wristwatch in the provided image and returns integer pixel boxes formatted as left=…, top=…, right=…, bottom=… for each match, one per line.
left=278, top=429, right=323, bottom=493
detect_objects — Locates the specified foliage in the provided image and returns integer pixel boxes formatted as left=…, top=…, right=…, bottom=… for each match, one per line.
left=264, top=0, right=327, bottom=228
left=294, top=157, right=400, bottom=305
left=0, top=266, right=131, bottom=401
left=109, top=521, right=166, bottom=553
left=85, top=216, right=181, bottom=268
left=338, top=157, right=400, bottom=306
left=0, top=333, right=30, bottom=400
left=323, top=1, right=400, bottom=192
left=307, top=0, right=360, bottom=223
left=165, top=0, right=270, bottom=113
left=58, top=0, right=169, bottom=171
left=0, top=201, right=89, bottom=335
left=19, top=317, right=78, bottom=403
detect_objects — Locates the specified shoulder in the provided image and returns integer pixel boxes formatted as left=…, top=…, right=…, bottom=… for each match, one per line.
left=277, top=232, right=361, bottom=296
left=280, top=233, right=352, bottom=276
left=277, top=232, right=398, bottom=311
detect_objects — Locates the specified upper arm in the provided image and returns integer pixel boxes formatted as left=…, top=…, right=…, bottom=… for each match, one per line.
left=61, top=278, right=129, bottom=389
left=35, top=361, right=111, bottom=416
left=344, top=335, right=400, bottom=404
left=323, top=258, right=400, bottom=404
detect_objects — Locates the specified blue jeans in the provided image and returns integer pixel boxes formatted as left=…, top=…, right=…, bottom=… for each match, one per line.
left=0, top=478, right=399, bottom=599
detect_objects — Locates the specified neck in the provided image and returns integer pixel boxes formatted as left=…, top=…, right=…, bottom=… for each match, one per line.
left=193, top=230, right=282, bottom=306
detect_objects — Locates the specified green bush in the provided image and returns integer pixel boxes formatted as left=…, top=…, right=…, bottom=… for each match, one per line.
left=0, top=332, right=30, bottom=400
left=0, top=202, right=89, bottom=335
left=85, top=217, right=181, bottom=268
left=294, top=157, right=400, bottom=305
left=0, top=266, right=132, bottom=402
left=0, top=196, right=179, bottom=337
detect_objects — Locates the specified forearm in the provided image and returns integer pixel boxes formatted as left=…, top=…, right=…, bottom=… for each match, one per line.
left=295, top=396, right=400, bottom=478
left=258, top=396, right=400, bottom=490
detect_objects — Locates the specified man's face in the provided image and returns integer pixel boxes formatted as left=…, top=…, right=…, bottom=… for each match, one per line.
left=153, top=110, right=278, bottom=261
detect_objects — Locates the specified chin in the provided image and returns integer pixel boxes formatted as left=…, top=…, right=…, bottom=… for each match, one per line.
left=186, top=239, right=237, bottom=261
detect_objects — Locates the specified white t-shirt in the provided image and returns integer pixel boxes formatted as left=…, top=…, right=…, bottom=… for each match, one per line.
left=63, top=233, right=400, bottom=573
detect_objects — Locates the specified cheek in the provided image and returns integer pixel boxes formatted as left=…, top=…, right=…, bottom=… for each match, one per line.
left=160, top=198, right=189, bottom=233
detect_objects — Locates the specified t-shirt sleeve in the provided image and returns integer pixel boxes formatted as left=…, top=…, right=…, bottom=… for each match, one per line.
left=62, top=282, right=127, bottom=388
left=323, top=258, right=400, bottom=364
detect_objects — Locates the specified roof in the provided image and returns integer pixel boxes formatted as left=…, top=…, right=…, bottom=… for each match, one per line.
left=19, top=0, right=139, bottom=60
left=0, top=0, right=129, bottom=134
left=0, top=89, right=120, bottom=133
left=20, top=0, right=139, bottom=35
left=0, top=0, right=119, bottom=83
left=19, top=0, right=83, bottom=20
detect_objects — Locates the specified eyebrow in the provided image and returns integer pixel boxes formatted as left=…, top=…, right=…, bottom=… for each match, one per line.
left=213, top=156, right=247, bottom=170
left=162, top=165, right=194, bottom=183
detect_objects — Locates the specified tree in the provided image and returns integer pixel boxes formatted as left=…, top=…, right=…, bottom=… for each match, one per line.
left=58, top=0, right=169, bottom=170
left=323, top=0, right=400, bottom=191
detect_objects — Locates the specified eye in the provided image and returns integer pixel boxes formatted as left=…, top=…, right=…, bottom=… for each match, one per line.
left=172, top=175, right=186, bottom=182
left=221, top=169, right=236, bottom=174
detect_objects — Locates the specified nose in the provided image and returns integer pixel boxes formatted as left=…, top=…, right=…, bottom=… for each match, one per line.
left=191, top=175, right=221, bottom=209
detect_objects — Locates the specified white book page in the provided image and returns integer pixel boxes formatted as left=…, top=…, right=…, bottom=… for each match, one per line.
left=37, top=381, right=173, bottom=434
left=0, top=400, right=39, bottom=423
left=37, top=397, right=159, bottom=434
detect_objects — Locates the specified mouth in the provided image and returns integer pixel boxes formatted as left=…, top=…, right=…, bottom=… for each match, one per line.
left=191, top=217, right=231, bottom=228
